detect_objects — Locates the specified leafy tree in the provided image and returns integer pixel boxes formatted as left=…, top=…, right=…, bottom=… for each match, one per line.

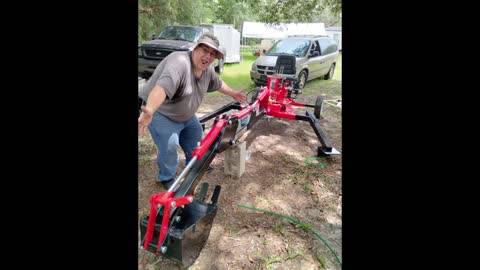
left=323, top=0, right=342, bottom=15
left=212, top=0, right=256, bottom=30
left=313, top=6, right=342, bottom=26
left=138, top=0, right=342, bottom=42
left=242, top=0, right=341, bottom=23
left=138, top=0, right=214, bottom=42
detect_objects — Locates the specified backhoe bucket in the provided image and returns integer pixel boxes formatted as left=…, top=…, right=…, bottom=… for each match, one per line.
left=140, top=185, right=220, bottom=267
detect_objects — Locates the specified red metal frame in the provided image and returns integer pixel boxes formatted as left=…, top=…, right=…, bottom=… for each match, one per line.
left=192, top=118, right=227, bottom=160
left=265, top=75, right=308, bottom=119
left=143, top=192, right=193, bottom=254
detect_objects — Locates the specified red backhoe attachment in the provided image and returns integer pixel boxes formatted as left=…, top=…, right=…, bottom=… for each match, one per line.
left=140, top=54, right=340, bottom=266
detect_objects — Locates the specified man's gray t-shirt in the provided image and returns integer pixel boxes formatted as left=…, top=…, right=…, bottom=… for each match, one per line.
left=139, top=51, right=222, bottom=122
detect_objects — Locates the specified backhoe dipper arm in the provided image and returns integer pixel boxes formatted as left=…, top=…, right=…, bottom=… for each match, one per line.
left=175, top=87, right=269, bottom=197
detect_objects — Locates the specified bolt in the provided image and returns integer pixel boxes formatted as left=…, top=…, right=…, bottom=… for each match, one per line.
left=161, top=246, right=167, bottom=253
left=171, top=201, right=176, bottom=207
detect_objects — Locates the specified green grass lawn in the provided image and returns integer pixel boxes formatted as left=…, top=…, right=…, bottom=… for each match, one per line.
left=218, top=51, right=259, bottom=91
left=215, top=49, right=342, bottom=99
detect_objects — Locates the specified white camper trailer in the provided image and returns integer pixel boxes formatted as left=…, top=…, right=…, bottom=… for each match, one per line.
left=326, top=26, right=342, bottom=51
left=200, top=23, right=241, bottom=63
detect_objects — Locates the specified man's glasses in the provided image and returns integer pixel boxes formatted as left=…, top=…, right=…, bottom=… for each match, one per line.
left=197, top=44, right=218, bottom=58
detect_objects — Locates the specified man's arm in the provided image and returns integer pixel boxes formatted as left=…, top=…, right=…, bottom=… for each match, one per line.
left=217, top=81, right=246, bottom=103
left=138, top=84, right=167, bottom=136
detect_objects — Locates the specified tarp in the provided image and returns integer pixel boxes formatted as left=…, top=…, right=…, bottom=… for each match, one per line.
left=241, top=21, right=326, bottom=39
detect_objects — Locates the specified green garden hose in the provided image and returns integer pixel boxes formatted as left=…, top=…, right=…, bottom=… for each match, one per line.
left=237, top=204, right=342, bottom=268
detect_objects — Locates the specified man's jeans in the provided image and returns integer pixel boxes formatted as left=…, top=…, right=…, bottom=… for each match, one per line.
left=148, top=112, right=203, bottom=182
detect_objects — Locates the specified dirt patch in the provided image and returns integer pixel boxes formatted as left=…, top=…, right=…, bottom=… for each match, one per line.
left=139, top=93, right=342, bottom=270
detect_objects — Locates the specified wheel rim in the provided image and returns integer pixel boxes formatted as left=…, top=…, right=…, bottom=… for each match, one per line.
left=299, top=72, right=306, bottom=88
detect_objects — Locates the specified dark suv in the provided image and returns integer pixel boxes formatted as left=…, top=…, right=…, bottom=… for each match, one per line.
left=138, top=25, right=224, bottom=79
left=250, top=35, right=339, bottom=89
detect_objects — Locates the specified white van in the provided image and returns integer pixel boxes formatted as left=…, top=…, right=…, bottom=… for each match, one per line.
left=250, top=35, right=339, bottom=89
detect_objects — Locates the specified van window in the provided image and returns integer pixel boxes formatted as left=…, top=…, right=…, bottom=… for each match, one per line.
left=318, top=38, right=337, bottom=56
left=310, top=41, right=321, bottom=55
left=325, top=39, right=338, bottom=55
left=158, top=26, right=203, bottom=42
left=266, top=39, right=310, bottom=57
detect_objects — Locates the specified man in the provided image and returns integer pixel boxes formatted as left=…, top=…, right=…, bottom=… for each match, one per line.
left=138, top=33, right=246, bottom=189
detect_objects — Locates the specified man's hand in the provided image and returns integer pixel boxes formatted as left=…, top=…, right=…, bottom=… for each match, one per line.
left=231, top=90, right=247, bottom=103
left=138, top=85, right=166, bottom=136
left=138, top=106, right=153, bottom=136
left=217, top=82, right=247, bottom=104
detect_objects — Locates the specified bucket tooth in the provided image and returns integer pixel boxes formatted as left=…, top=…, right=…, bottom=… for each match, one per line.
left=198, top=182, right=209, bottom=202
left=210, top=185, right=221, bottom=205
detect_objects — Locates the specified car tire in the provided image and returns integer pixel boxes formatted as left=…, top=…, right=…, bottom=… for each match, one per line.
left=296, top=70, right=308, bottom=90
left=324, top=64, right=335, bottom=80
left=314, top=96, right=323, bottom=119
left=215, top=58, right=224, bottom=74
